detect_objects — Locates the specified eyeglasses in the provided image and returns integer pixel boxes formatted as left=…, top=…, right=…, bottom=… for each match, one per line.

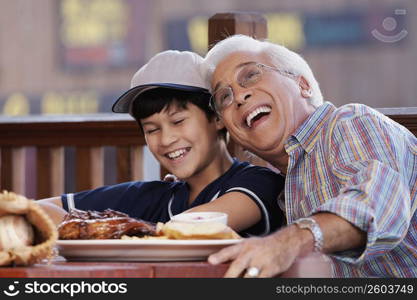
left=210, top=62, right=296, bottom=112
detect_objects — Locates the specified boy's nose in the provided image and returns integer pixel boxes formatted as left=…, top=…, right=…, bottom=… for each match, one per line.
left=160, top=128, right=178, bottom=147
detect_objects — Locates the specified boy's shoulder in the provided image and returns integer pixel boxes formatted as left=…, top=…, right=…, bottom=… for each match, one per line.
left=228, top=159, right=282, bottom=179
left=130, top=180, right=185, bottom=193
left=93, top=180, right=184, bottom=198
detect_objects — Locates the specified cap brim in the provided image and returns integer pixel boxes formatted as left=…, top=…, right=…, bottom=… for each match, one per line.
left=112, top=83, right=210, bottom=113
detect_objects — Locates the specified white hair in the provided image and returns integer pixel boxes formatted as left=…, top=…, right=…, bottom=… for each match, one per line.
left=202, top=35, right=323, bottom=107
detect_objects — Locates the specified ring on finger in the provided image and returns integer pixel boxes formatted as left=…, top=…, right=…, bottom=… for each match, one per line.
left=246, top=266, right=260, bottom=278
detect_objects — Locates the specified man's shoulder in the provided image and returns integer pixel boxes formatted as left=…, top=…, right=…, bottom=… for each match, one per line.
left=322, top=102, right=411, bottom=141
left=331, top=103, right=381, bottom=121
left=323, top=102, right=392, bottom=131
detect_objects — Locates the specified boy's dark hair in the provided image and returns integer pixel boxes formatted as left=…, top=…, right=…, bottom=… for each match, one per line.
left=130, top=88, right=227, bottom=140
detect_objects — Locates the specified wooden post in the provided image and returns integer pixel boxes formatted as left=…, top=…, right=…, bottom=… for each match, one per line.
left=116, top=146, right=143, bottom=183
left=76, top=146, right=104, bottom=191
left=0, top=147, right=12, bottom=192
left=208, top=12, right=269, bottom=167
left=208, top=12, right=267, bottom=49
left=37, top=146, right=64, bottom=198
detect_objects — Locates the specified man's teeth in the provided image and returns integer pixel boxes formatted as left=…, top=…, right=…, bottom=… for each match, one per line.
left=246, top=106, right=271, bottom=128
left=167, top=149, right=187, bottom=159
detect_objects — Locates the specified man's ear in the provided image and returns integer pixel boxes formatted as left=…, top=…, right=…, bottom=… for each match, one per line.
left=299, top=76, right=312, bottom=98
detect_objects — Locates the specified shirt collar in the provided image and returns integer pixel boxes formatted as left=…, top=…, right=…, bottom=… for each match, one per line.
left=286, top=102, right=336, bottom=154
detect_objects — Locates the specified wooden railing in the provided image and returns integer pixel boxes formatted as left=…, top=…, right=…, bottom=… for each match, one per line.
left=0, top=114, right=145, bottom=199
left=1, top=108, right=415, bottom=199
left=0, top=12, right=416, bottom=199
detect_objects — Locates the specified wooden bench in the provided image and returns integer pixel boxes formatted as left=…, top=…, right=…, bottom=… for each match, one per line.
left=1, top=13, right=416, bottom=199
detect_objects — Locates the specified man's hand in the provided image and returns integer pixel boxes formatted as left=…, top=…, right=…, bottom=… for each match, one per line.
left=208, top=212, right=366, bottom=277
left=208, top=225, right=312, bottom=277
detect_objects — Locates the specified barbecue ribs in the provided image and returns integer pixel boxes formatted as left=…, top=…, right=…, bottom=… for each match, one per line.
left=58, top=208, right=157, bottom=239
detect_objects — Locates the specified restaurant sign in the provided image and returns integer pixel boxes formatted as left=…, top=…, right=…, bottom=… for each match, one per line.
left=57, top=0, right=150, bottom=70
left=166, top=8, right=408, bottom=52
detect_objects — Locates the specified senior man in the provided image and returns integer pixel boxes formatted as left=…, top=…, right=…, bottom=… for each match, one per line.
left=202, top=35, right=417, bottom=278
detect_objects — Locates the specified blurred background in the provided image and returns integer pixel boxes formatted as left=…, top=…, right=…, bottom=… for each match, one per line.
left=0, top=0, right=415, bottom=193
left=0, top=0, right=415, bottom=117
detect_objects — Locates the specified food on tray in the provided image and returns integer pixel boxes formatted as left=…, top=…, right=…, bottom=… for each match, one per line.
left=157, top=221, right=240, bottom=240
left=121, top=234, right=169, bottom=240
left=58, top=208, right=157, bottom=240
left=58, top=208, right=240, bottom=240
left=0, top=215, right=34, bottom=250
left=0, top=191, right=57, bottom=266
left=170, top=212, right=228, bottom=224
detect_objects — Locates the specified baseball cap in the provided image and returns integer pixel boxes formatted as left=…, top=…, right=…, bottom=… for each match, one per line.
left=112, top=50, right=210, bottom=113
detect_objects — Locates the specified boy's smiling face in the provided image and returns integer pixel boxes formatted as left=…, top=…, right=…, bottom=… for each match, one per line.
left=140, top=101, right=223, bottom=180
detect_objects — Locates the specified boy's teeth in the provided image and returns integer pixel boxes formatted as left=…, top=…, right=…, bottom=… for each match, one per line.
left=246, top=106, right=271, bottom=128
left=168, top=149, right=187, bottom=159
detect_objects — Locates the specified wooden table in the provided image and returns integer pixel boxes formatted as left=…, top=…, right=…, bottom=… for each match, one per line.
left=0, top=254, right=331, bottom=278
left=0, top=257, right=229, bottom=278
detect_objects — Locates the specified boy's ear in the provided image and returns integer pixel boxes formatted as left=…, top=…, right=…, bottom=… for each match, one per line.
left=215, top=116, right=225, bottom=130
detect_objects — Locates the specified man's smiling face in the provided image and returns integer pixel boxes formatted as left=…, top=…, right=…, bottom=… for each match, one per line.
left=211, top=50, right=313, bottom=162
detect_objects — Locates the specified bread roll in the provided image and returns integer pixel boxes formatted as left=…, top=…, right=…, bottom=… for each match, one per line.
left=0, top=215, right=34, bottom=251
left=159, top=221, right=240, bottom=240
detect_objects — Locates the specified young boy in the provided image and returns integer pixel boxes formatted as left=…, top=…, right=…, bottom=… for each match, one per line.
left=39, top=50, right=284, bottom=236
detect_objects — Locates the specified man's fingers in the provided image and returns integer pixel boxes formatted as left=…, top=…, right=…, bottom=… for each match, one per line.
left=257, top=267, right=276, bottom=278
left=221, top=240, right=261, bottom=278
left=209, top=237, right=285, bottom=277
left=208, top=242, right=242, bottom=265
left=223, top=253, right=252, bottom=278
left=242, top=260, right=275, bottom=278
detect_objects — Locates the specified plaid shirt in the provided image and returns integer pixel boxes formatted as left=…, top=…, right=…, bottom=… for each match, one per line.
left=284, top=102, right=417, bottom=277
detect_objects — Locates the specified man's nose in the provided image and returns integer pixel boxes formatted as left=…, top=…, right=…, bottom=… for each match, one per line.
left=234, top=87, right=252, bottom=107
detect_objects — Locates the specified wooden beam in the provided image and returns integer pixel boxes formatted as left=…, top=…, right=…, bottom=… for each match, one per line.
left=11, top=147, right=25, bottom=195
left=37, top=146, right=64, bottom=198
left=116, top=146, right=143, bottom=183
left=208, top=12, right=267, bottom=49
left=76, top=147, right=104, bottom=191
left=0, top=147, right=12, bottom=192
left=208, top=12, right=268, bottom=165
left=0, top=114, right=144, bottom=147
